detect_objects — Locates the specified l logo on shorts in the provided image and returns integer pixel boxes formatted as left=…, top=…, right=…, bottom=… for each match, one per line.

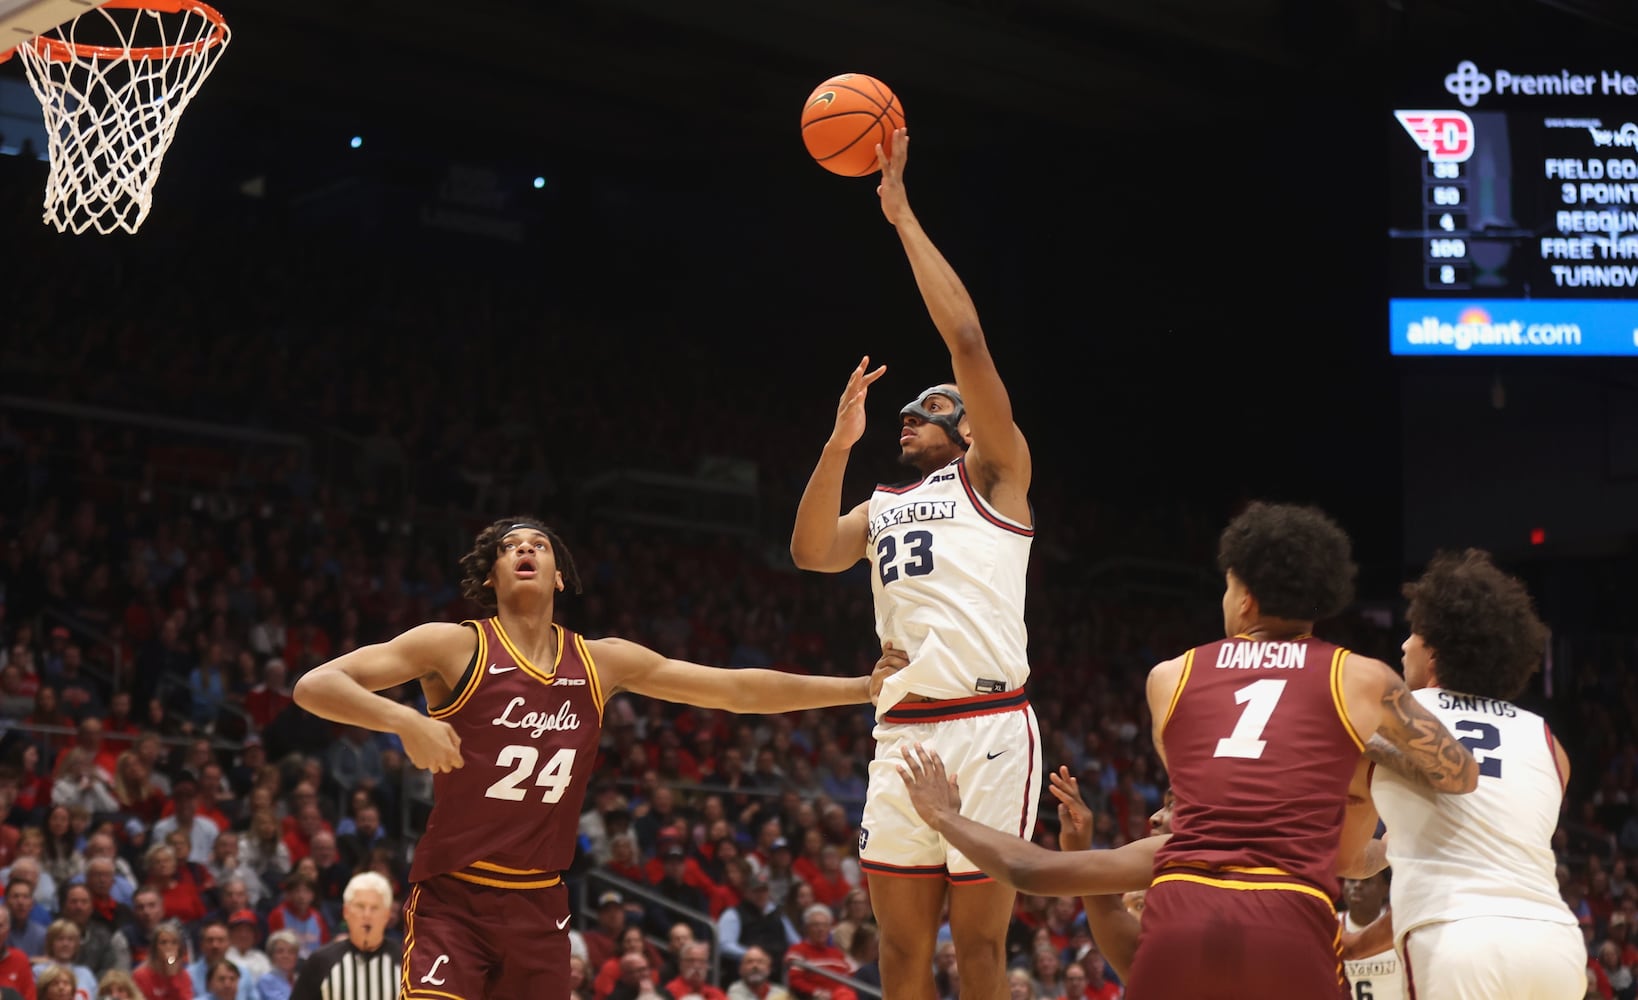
left=421, top=954, right=451, bottom=986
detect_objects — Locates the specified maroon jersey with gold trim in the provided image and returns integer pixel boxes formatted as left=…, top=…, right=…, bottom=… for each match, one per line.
left=1152, top=635, right=1362, bottom=895
left=408, top=618, right=605, bottom=888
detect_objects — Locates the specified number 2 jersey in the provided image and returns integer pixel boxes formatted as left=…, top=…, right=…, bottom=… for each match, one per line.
left=1371, top=687, right=1576, bottom=944
left=867, top=457, right=1033, bottom=715
left=1153, top=635, right=1362, bottom=896
left=407, top=617, right=603, bottom=888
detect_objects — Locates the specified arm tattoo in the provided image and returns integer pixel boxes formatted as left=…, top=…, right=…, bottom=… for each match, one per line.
left=1365, top=734, right=1434, bottom=790
left=1372, top=686, right=1478, bottom=793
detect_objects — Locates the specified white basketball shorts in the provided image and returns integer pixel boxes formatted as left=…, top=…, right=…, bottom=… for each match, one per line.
left=1402, top=916, right=1585, bottom=1000
left=859, top=690, right=1042, bottom=883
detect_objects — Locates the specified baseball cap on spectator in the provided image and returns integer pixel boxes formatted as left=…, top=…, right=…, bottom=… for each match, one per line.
left=747, top=871, right=770, bottom=891
left=49, top=626, right=69, bottom=640
left=770, top=838, right=789, bottom=851
left=597, top=891, right=623, bottom=908
left=662, top=844, right=686, bottom=861
left=243, top=733, right=262, bottom=747
left=229, top=909, right=258, bottom=927
left=171, top=779, right=198, bottom=798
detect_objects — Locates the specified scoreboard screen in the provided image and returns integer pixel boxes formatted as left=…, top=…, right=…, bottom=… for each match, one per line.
left=1389, top=56, right=1638, bottom=356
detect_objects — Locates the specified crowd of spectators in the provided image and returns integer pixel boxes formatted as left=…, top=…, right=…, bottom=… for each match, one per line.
left=0, top=151, right=1635, bottom=1000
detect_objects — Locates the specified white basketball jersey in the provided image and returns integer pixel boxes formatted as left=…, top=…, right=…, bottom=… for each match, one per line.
left=1372, top=687, right=1576, bottom=945
left=867, top=457, right=1032, bottom=714
left=1341, top=910, right=1406, bottom=1000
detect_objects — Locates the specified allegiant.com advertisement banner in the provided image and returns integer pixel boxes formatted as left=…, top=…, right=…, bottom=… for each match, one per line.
left=1389, top=299, right=1638, bottom=355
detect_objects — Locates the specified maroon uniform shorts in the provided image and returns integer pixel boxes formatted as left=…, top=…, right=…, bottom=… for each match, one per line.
left=402, top=875, right=572, bottom=1000
left=1125, top=874, right=1351, bottom=1000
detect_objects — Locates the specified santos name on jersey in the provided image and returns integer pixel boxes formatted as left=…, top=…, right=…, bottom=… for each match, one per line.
left=1372, top=687, right=1577, bottom=945
left=868, top=457, right=1032, bottom=714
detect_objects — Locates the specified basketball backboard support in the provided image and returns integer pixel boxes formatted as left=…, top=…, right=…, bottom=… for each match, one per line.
left=1, top=0, right=108, bottom=49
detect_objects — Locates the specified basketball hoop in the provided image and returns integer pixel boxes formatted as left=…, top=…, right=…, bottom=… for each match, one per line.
left=3, top=0, right=230, bottom=235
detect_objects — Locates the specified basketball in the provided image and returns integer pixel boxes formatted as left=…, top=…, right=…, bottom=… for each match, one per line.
left=801, top=73, right=905, bottom=177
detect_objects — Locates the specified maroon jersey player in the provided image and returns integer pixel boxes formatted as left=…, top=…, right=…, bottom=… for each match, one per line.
left=894, top=503, right=1477, bottom=1000
left=1132, top=502, right=1476, bottom=1000
left=294, top=518, right=894, bottom=1000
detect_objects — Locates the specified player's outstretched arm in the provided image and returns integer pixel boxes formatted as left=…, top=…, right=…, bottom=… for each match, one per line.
left=791, top=357, right=881, bottom=573
left=875, top=128, right=1028, bottom=481
left=898, top=745, right=1162, bottom=897
left=1050, top=767, right=1144, bottom=981
left=292, top=622, right=473, bottom=773
left=1337, top=758, right=1389, bottom=880
left=593, top=637, right=891, bottom=713
left=1143, top=655, right=1188, bottom=770
left=1342, top=655, right=1478, bottom=794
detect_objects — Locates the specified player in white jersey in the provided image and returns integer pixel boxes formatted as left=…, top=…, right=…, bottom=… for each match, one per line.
left=1368, top=549, right=1583, bottom=1000
left=790, top=126, right=1037, bottom=1000
left=1340, top=869, right=1404, bottom=1000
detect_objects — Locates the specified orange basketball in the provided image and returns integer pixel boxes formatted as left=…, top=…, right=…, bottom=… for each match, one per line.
left=801, top=74, right=905, bottom=177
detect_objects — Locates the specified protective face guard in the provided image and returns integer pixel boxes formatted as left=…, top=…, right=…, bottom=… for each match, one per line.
left=900, top=386, right=968, bottom=450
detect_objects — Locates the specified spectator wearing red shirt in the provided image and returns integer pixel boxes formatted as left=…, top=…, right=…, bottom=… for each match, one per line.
left=593, top=925, right=668, bottom=1000
left=604, top=835, right=645, bottom=885
left=583, top=891, right=634, bottom=978
left=643, top=838, right=717, bottom=896
left=0, top=907, right=35, bottom=1000
left=143, top=843, right=207, bottom=927
left=280, top=802, right=329, bottom=865
left=100, top=691, right=141, bottom=755
left=110, top=751, right=167, bottom=825
left=25, top=688, right=75, bottom=757
left=131, top=920, right=191, bottom=1000
left=51, top=717, right=118, bottom=783
left=665, top=941, right=727, bottom=1000
left=242, top=659, right=292, bottom=733
left=785, top=905, right=856, bottom=1000
left=1061, top=955, right=1126, bottom=1000
left=280, top=618, right=331, bottom=674
left=1608, top=914, right=1638, bottom=968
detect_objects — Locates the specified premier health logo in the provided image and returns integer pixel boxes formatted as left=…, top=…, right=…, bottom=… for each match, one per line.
left=1444, top=61, right=1493, bottom=107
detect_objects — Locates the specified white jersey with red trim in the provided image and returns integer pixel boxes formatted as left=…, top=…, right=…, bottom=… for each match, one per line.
left=1371, top=687, right=1576, bottom=945
left=867, top=456, right=1032, bottom=715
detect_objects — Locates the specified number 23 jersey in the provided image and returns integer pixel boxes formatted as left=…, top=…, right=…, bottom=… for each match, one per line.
left=408, top=617, right=603, bottom=887
left=867, top=457, right=1033, bottom=715
left=1372, top=687, right=1576, bottom=942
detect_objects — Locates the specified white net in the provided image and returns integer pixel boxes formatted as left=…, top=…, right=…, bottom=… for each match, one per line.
left=14, top=0, right=230, bottom=235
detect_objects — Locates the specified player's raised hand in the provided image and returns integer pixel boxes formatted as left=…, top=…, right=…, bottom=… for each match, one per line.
left=870, top=642, right=909, bottom=704
left=401, top=715, right=464, bottom=774
left=898, top=743, right=961, bottom=829
left=1049, top=766, right=1095, bottom=852
left=875, top=127, right=910, bottom=226
left=829, top=355, right=886, bottom=450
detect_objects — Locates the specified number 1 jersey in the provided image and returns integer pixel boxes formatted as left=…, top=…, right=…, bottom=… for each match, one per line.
left=1153, top=636, right=1362, bottom=896
left=408, top=618, right=604, bottom=887
left=867, top=457, right=1033, bottom=715
left=1371, top=687, right=1576, bottom=943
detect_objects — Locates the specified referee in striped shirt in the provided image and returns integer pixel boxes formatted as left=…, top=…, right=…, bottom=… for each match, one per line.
left=290, top=872, right=401, bottom=1000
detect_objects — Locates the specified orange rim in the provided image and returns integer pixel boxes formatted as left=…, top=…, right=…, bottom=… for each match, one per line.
left=27, top=0, right=228, bottom=63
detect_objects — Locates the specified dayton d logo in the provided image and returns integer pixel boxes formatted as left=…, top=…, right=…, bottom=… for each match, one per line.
left=1395, top=110, right=1476, bottom=163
